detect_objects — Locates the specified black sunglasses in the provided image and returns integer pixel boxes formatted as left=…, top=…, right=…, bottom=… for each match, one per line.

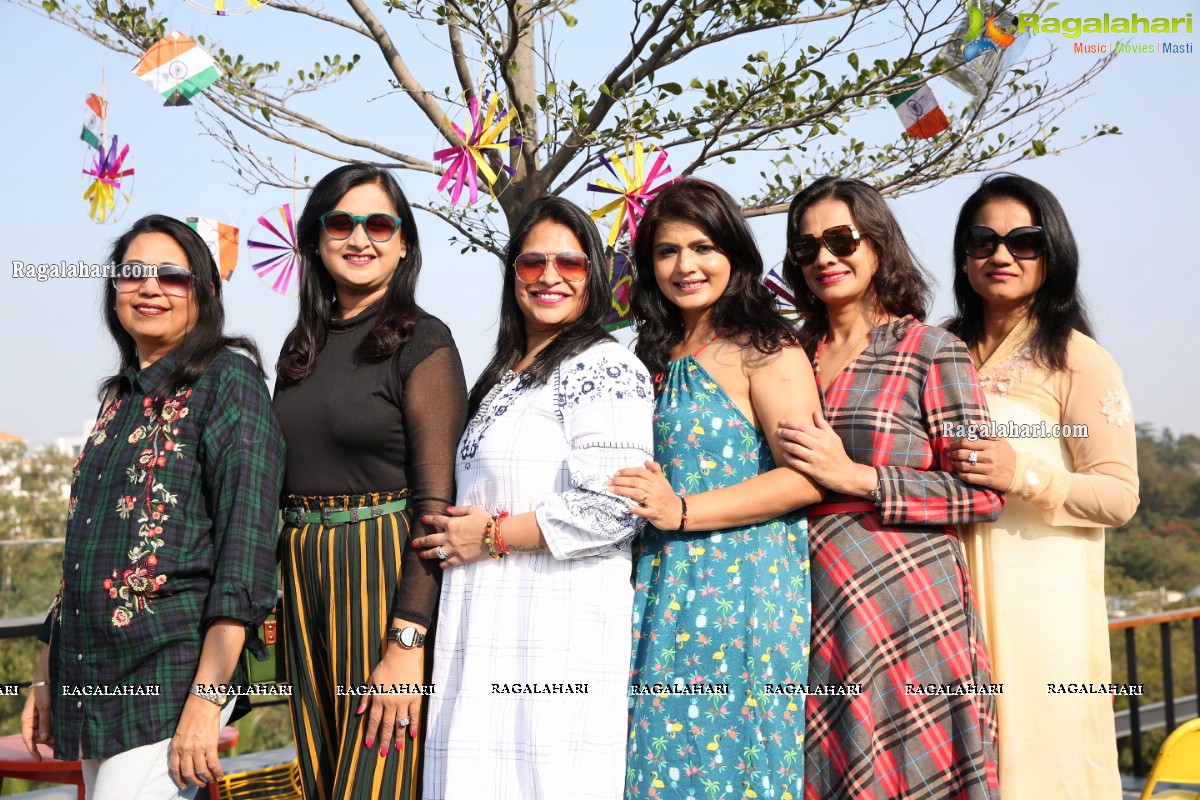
left=789, top=224, right=862, bottom=266
left=964, top=226, right=1045, bottom=260
left=112, top=263, right=195, bottom=297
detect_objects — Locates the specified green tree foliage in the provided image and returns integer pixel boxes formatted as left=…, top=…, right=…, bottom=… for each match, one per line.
left=12, top=0, right=1117, bottom=252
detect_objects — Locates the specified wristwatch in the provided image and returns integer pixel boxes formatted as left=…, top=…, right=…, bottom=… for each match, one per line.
left=388, top=626, right=426, bottom=649
left=867, top=470, right=883, bottom=505
left=189, top=685, right=229, bottom=706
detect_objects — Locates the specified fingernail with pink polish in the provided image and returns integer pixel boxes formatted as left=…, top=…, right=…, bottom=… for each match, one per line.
left=365, top=739, right=373, bottom=749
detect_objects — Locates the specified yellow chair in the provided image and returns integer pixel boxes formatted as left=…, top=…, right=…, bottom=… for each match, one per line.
left=207, top=759, right=302, bottom=800
left=1139, top=717, right=1200, bottom=800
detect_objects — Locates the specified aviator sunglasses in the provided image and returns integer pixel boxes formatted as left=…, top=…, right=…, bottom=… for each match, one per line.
left=513, top=251, right=589, bottom=284
left=112, top=263, right=195, bottom=297
left=789, top=224, right=863, bottom=266
left=319, top=211, right=404, bottom=242
left=963, top=225, right=1045, bottom=260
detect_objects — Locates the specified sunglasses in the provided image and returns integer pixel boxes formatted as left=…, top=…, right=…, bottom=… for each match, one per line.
left=789, top=224, right=862, bottom=266
left=964, top=226, right=1045, bottom=260
left=513, top=251, right=589, bottom=284
left=319, top=211, right=403, bottom=242
left=112, top=263, right=195, bottom=297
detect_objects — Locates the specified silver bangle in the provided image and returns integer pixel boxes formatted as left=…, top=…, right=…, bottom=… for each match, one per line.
left=29, top=681, right=49, bottom=688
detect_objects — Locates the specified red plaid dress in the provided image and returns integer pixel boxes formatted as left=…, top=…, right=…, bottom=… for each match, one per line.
left=804, top=318, right=1003, bottom=800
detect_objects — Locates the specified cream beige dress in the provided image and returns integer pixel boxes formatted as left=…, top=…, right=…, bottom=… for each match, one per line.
left=961, top=319, right=1139, bottom=800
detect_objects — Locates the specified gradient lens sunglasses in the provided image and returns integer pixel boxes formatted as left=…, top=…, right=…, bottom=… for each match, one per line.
left=964, top=226, right=1045, bottom=260
left=112, top=263, right=195, bottom=297
left=319, top=211, right=403, bottom=242
left=513, top=251, right=589, bottom=284
left=789, top=224, right=862, bottom=266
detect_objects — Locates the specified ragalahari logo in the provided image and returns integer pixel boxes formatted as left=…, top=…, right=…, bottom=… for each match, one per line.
left=962, top=1, right=1018, bottom=62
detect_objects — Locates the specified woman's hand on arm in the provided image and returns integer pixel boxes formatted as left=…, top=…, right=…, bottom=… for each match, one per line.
left=777, top=412, right=878, bottom=498
left=412, top=507, right=548, bottom=567
left=609, top=461, right=685, bottom=530
left=359, top=619, right=428, bottom=757
left=171, top=619, right=245, bottom=789
left=20, top=644, right=53, bottom=759
left=948, top=436, right=1017, bottom=492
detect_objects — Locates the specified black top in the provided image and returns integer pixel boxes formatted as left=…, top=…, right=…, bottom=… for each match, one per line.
left=273, top=308, right=467, bottom=627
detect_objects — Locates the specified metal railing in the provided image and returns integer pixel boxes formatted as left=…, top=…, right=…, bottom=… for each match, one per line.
left=1109, top=607, right=1200, bottom=776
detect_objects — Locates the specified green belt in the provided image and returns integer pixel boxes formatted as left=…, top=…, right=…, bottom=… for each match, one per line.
left=282, top=498, right=409, bottom=527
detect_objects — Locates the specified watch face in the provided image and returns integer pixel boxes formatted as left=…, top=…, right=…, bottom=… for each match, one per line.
left=399, top=627, right=418, bottom=648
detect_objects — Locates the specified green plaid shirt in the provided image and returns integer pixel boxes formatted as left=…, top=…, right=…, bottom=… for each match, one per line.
left=39, top=349, right=284, bottom=759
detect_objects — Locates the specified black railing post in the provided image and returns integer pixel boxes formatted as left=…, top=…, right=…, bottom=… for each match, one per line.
left=1161, top=622, right=1176, bottom=734
left=1126, top=626, right=1144, bottom=777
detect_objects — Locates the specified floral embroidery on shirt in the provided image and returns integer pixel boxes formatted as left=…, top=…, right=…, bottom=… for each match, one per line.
left=106, top=388, right=192, bottom=627
left=977, top=347, right=1033, bottom=396
left=1100, top=389, right=1132, bottom=427
left=73, top=399, right=124, bottom=483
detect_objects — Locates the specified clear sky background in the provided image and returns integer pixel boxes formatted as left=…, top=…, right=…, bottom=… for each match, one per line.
left=1, top=0, right=1197, bottom=446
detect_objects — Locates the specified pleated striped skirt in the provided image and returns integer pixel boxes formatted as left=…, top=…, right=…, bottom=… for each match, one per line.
left=280, top=490, right=423, bottom=800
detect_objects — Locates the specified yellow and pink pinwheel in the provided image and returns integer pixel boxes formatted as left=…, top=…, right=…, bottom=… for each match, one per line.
left=82, top=135, right=135, bottom=224
left=587, top=143, right=676, bottom=248
left=434, top=92, right=522, bottom=206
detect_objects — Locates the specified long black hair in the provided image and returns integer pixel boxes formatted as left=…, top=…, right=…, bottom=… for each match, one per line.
left=945, top=173, right=1093, bottom=371
left=468, top=196, right=614, bottom=415
left=276, top=163, right=423, bottom=384
left=631, top=178, right=801, bottom=379
left=781, top=176, right=931, bottom=349
left=100, top=214, right=263, bottom=400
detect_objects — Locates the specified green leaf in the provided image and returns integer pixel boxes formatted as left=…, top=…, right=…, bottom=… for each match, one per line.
left=658, top=82, right=682, bottom=95
left=559, top=10, right=578, bottom=27
left=1031, top=139, right=1046, bottom=155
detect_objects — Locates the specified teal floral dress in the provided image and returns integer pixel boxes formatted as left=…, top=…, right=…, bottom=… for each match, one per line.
left=627, top=353, right=811, bottom=800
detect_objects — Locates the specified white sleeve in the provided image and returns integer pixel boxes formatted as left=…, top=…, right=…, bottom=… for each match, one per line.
left=536, top=344, right=655, bottom=560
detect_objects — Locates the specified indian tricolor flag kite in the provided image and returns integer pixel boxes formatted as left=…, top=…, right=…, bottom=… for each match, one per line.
left=82, top=94, right=106, bottom=149
left=133, top=31, right=222, bottom=106
left=888, top=77, right=950, bottom=139
left=186, top=217, right=239, bottom=279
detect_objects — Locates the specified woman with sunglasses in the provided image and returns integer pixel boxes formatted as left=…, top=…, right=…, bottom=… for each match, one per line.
left=20, top=215, right=283, bottom=798
left=945, top=174, right=1137, bottom=799
left=272, top=164, right=467, bottom=800
left=775, top=177, right=1004, bottom=799
left=414, top=196, right=653, bottom=798
left=612, top=178, right=824, bottom=799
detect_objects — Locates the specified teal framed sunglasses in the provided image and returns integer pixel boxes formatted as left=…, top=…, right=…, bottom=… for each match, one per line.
left=319, top=211, right=403, bottom=242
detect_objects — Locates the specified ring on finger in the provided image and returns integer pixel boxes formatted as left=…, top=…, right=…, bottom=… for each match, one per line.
left=968, top=450, right=978, bottom=466
left=398, top=716, right=411, bottom=727
left=639, top=491, right=648, bottom=507
left=437, top=546, right=448, bottom=560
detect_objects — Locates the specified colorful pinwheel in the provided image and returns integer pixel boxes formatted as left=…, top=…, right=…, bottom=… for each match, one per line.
left=82, top=135, right=135, bottom=224
left=184, top=0, right=267, bottom=15
left=604, top=248, right=635, bottom=331
left=434, top=92, right=522, bottom=206
left=248, top=204, right=300, bottom=297
left=587, top=143, right=676, bottom=248
left=763, top=266, right=800, bottom=320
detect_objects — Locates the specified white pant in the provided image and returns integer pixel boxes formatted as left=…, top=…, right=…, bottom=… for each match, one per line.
left=81, top=699, right=236, bottom=800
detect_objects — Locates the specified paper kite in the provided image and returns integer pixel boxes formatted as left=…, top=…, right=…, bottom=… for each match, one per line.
left=186, top=217, right=239, bottom=280
left=434, top=91, right=522, bottom=206
left=82, top=93, right=106, bottom=149
left=82, top=136, right=135, bottom=224
left=587, top=143, right=676, bottom=248
left=603, top=248, right=635, bottom=331
left=888, top=77, right=949, bottom=139
left=248, top=204, right=300, bottom=296
left=133, top=31, right=222, bottom=106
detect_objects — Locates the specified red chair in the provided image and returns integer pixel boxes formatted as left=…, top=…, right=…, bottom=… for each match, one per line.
left=0, top=726, right=239, bottom=798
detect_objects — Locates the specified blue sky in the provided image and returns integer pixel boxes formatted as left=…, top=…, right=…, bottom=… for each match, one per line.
left=1, top=0, right=1197, bottom=445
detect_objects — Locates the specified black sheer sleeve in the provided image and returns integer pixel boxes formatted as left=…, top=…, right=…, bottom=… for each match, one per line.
left=390, top=318, right=468, bottom=627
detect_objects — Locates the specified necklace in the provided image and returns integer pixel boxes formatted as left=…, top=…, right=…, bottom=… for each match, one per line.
left=819, top=315, right=885, bottom=390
